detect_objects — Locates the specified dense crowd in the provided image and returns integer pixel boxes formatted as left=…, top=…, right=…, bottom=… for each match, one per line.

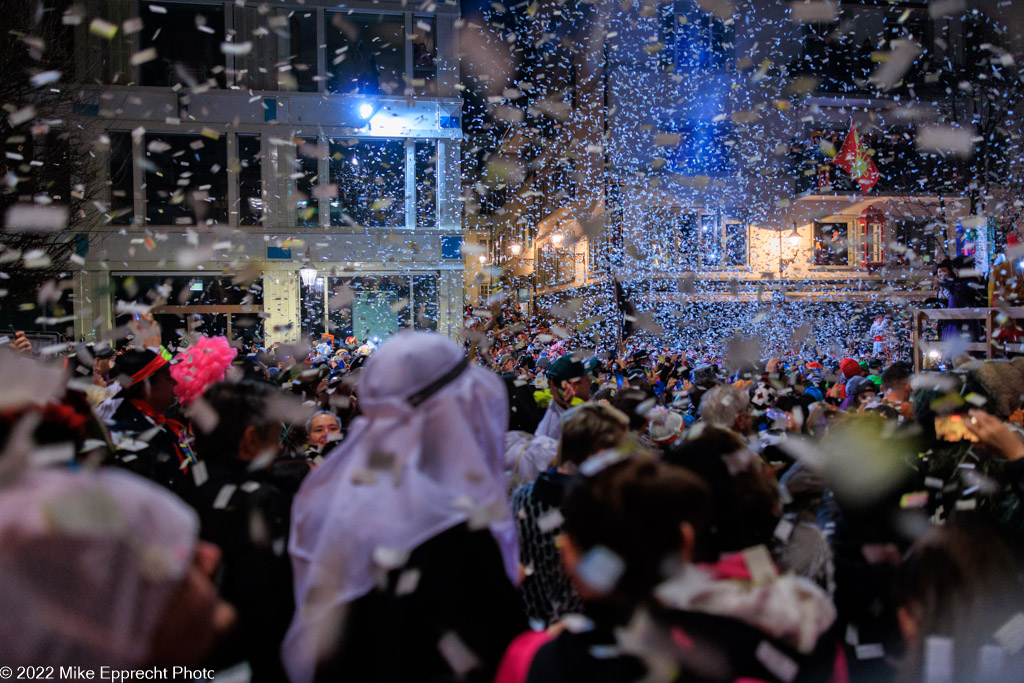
left=0, top=307, right=1022, bottom=683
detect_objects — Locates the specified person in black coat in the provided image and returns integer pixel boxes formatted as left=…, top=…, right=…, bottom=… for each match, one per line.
left=106, top=348, right=195, bottom=491
left=177, top=380, right=294, bottom=683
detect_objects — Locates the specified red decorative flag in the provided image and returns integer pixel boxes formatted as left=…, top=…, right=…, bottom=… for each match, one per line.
left=832, top=122, right=879, bottom=195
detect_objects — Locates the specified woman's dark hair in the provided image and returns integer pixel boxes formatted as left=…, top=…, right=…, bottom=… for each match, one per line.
left=559, top=403, right=628, bottom=467
left=894, top=520, right=1023, bottom=682
left=192, top=380, right=278, bottom=460
left=562, top=456, right=711, bottom=602
left=605, top=387, right=652, bottom=432
left=665, top=426, right=778, bottom=558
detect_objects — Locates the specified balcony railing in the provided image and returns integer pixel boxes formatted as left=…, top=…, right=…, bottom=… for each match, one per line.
left=912, top=307, right=1024, bottom=372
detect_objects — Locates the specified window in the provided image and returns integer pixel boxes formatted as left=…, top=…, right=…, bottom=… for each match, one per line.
left=139, top=1, right=225, bottom=88
left=327, top=275, right=411, bottom=341
left=112, top=274, right=263, bottom=342
left=300, top=275, right=326, bottom=340
left=4, top=130, right=72, bottom=207
left=699, top=216, right=746, bottom=269
left=109, top=131, right=134, bottom=225
left=892, top=218, right=938, bottom=265
left=145, top=133, right=228, bottom=226
left=411, top=16, right=437, bottom=95
left=813, top=221, right=850, bottom=266
left=863, top=216, right=885, bottom=266
left=325, top=12, right=404, bottom=95
left=701, top=214, right=721, bottom=269
left=677, top=213, right=700, bottom=269
left=551, top=158, right=578, bottom=203
left=538, top=246, right=574, bottom=286
left=415, top=141, right=437, bottom=228
left=412, top=274, right=439, bottom=331
left=295, top=138, right=320, bottom=227
left=328, top=139, right=405, bottom=227
left=237, top=135, right=262, bottom=226
left=289, top=11, right=319, bottom=92
left=725, top=221, right=747, bottom=266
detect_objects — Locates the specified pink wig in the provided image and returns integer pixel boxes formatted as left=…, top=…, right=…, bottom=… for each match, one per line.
left=169, top=336, right=238, bottom=406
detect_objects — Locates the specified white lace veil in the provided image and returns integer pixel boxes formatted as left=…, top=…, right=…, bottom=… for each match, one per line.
left=283, top=331, right=518, bottom=683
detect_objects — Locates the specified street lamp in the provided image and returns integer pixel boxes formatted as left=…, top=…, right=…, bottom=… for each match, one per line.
left=787, top=223, right=801, bottom=246
left=552, top=234, right=564, bottom=246
left=298, top=256, right=326, bottom=339
left=510, top=243, right=522, bottom=256
left=299, top=264, right=318, bottom=288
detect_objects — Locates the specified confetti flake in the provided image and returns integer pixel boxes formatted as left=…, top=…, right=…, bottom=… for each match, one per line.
left=89, top=18, right=118, bottom=40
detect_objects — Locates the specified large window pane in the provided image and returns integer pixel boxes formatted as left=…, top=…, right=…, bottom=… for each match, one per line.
left=677, top=213, right=699, bottom=269
left=237, top=135, right=262, bottom=226
left=538, top=247, right=574, bottom=287
left=411, top=16, right=436, bottom=95
left=327, top=276, right=410, bottom=342
left=415, top=141, right=437, bottom=227
left=328, top=139, right=405, bottom=227
left=145, top=133, right=228, bottom=226
left=892, top=219, right=938, bottom=265
left=113, top=274, right=263, bottom=344
left=814, top=221, right=850, bottom=266
left=725, top=222, right=747, bottom=266
left=295, top=138, right=320, bottom=227
left=289, top=11, right=319, bottom=92
left=864, top=216, right=884, bottom=266
left=5, top=131, right=72, bottom=206
left=140, top=1, right=225, bottom=88
left=412, top=274, right=439, bottom=330
left=701, top=214, right=721, bottom=269
left=325, top=12, right=404, bottom=95
left=300, top=275, right=325, bottom=340
left=109, top=131, right=134, bottom=225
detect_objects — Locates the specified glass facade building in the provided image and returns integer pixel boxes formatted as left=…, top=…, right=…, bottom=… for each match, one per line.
left=69, top=0, right=464, bottom=344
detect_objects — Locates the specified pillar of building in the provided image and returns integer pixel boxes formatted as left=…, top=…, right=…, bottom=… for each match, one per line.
left=437, top=269, right=464, bottom=340
left=73, top=269, right=113, bottom=342
left=263, top=269, right=301, bottom=346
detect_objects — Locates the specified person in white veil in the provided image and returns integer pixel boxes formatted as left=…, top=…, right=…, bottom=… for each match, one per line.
left=284, top=331, right=526, bottom=683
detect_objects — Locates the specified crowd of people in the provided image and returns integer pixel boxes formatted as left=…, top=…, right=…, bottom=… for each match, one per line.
left=0, top=303, right=1023, bottom=683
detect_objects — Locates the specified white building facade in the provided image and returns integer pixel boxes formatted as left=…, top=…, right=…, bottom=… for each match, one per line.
left=68, top=0, right=464, bottom=345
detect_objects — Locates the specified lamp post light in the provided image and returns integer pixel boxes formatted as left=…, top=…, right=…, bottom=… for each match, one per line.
left=778, top=222, right=801, bottom=276
left=299, top=265, right=318, bottom=288
left=299, top=263, right=325, bottom=340
left=787, top=223, right=801, bottom=246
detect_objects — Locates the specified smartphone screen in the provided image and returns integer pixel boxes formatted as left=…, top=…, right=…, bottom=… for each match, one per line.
left=935, top=415, right=979, bottom=442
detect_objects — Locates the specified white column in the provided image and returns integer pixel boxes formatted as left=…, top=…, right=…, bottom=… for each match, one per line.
left=405, top=139, right=416, bottom=229
left=263, top=270, right=301, bottom=345
left=437, top=269, right=463, bottom=340
left=74, top=269, right=113, bottom=342
left=132, top=131, right=145, bottom=227
left=318, top=136, right=330, bottom=229
left=316, top=7, right=327, bottom=93
left=226, top=132, right=239, bottom=228
left=437, top=139, right=461, bottom=230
